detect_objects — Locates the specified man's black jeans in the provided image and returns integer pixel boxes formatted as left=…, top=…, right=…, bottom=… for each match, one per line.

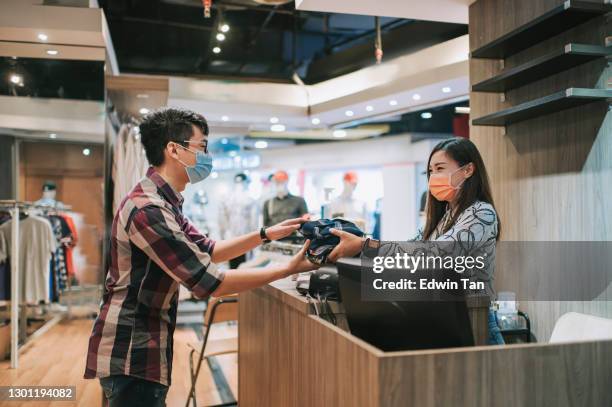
left=100, top=375, right=168, bottom=407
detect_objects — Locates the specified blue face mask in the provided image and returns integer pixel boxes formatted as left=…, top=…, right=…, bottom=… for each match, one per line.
left=175, top=144, right=213, bottom=184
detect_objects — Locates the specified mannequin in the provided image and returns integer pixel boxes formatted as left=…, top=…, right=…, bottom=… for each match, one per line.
left=262, top=170, right=308, bottom=231
left=329, top=171, right=368, bottom=231
left=35, top=180, right=65, bottom=208
left=218, top=173, right=259, bottom=268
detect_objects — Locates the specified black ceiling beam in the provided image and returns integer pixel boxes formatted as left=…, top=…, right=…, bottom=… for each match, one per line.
left=323, top=18, right=408, bottom=53
left=236, top=6, right=278, bottom=73
left=160, top=0, right=296, bottom=15
left=105, top=13, right=347, bottom=38
left=306, top=21, right=467, bottom=84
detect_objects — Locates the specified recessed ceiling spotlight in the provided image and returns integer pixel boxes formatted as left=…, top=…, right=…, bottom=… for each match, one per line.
left=389, top=100, right=398, bottom=106
left=136, top=93, right=149, bottom=99
left=221, top=115, right=229, bottom=121
left=9, top=74, right=22, bottom=84
left=442, top=87, right=452, bottom=93
left=255, top=140, right=269, bottom=149
left=421, top=112, right=433, bottom=119
left=49, top=133, right=57, bottom=139
left=216, top=33, right=226, bottom=41
left=46, top=49, right=59, bottom=56
left=269, top=117, right=279, bottom=124
left=38, top=33, right=48, bottom=41
left=345, top=110, right=354, bottom=117
left=139, top=108, right=149, bottom=115
left=412, top=94, right=421, bottom=101
left=220, top=24, right=230, bottom=33
left=270, top=124, right=286, bottom=132
left=213, top=47, right=221, bottom=54
left=311, top=117, right=320, bottom=125
left=455, top=106, right=471, bottom=114
left=82, top=148, right=91, bottom=156
left=333, top=129, right=347, bottom=138
left=366, top=105, right=374, bottom=112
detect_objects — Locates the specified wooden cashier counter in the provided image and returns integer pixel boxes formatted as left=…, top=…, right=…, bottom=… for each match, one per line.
left=237, top=244, right=612, bottom=407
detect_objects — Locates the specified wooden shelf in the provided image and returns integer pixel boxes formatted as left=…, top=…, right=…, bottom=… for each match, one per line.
left=471, top=1, right=612, bottom=59
left=472, top=44, right=611, bottom=92
left=471, top=88, right=612, bottom=126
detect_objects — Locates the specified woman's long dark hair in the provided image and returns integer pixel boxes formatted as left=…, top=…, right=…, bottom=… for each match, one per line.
left=423, top=138, right=501, bottom=241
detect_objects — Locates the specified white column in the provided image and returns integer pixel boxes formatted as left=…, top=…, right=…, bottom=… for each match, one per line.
left=10, top=204, right=19, bottom=369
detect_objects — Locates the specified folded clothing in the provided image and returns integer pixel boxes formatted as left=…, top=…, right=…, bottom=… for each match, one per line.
left=298, top=218, right=364, bottom=265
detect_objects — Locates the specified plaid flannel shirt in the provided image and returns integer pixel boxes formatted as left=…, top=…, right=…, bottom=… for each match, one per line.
left=84, top=167, right=224, bottom=385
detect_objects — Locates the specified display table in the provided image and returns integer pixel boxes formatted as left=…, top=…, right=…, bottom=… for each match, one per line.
left=238, top=276, right=612, bottom=406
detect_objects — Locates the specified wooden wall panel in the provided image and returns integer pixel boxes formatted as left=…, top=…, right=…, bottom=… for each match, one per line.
left=18, top=141, right=104, bottom=283
left=469, top=0, right=612, bottom=340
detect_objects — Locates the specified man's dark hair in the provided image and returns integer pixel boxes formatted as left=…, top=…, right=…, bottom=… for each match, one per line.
left=139, top=108, right=209, bottom=166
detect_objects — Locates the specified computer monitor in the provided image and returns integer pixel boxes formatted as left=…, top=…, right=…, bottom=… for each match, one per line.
left=337, top=258, right=475, bottom=352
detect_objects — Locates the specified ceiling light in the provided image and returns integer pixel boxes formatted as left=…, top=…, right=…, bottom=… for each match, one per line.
left=269, top=117, right=279, bottom=124
left=213, top=47, right=221, bottom=54
left=389, top=100, right=398, bottom=106
left=216, top=33, right=226, bottom=41
left=38, top=33, right=48, bottom=41
left=333, top=129, right=347, bottom=138
left=46, top=49, right=59, bottom=56
left=345, top=110, right=354, bottom=117
left=82, top=148, right=91, bottom=156
left=221, top=115, right=229, bottom=121
left=49, top=133, right=57, bottom=139
left=421, top=112, right=433, bottom=119
left=270, top=124, right=286, bottom=132
left=136, top=93, right=149, bottom=99
left=366, top=105, right=374, bottom=112
left=255, top=140, right=268, bottom=149
left=220, top=24, right=230, bottom=33
left=9, top=74, right=22, bottom=84
left=221, top=138, right=228, bottom=144
left=311, top=118, right=320, bottom=125
left=455, top=106, right=470, bottom=114
left=139, top=108, right=149, bottom=115
left=412, top=94, right=421, bottom=101
left=211, top=172, right=219, bottom=179
left=442, top=87, right=452, bottom=93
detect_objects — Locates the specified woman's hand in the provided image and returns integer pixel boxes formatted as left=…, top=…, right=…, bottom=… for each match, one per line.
left=285, top=240, right=319, bottom=275
left=326, top=229, right=365, bottom=263
left=265, top=214, right=310, bottom=241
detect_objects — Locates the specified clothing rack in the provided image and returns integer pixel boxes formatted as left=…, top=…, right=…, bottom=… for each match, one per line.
left=0, top=200, right=72, bottom=369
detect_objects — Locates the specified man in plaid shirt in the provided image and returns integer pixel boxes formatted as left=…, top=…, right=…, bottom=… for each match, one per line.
left=84, top=108, right=316, bottom=406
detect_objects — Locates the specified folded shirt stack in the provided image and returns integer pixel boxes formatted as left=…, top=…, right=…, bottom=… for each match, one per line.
left=298, top=218, right=364, bottom=265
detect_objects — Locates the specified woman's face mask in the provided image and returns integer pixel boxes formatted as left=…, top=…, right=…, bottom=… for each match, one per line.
left=174, top=142, right=213, bottom=184
left=428, top=164, right=469, bottom=202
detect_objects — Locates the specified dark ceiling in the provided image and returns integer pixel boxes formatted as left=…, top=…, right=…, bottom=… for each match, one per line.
left=99, top=0, right=467, bottom=83
left=0, top=57, right=104, bottom=101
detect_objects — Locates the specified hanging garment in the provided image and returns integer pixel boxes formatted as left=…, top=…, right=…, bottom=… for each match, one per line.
left=218, top=190, right=259, bottom=239
left=263, top=194, right=308, bottom=227
left=113, top=125, right=150, bottom=214
left=298, top=218, right=364, bottom=265
left=48, top=215, right=68, bottom=290
left=0, top=215, right=57, bottom=303
left=59, top=213, right=78, bottom=277
left=0, top=232, right=8, bottom=300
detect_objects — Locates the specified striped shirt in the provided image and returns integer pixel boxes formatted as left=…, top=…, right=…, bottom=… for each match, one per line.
left=84, top=167, right=224, bottom=385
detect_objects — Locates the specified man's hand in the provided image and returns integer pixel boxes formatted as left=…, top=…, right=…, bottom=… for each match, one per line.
left=265, top=214, right=310, bottom=241
left=285, top=240, right=319, bottom=275
left=326, top=229, right=365, bottom=263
